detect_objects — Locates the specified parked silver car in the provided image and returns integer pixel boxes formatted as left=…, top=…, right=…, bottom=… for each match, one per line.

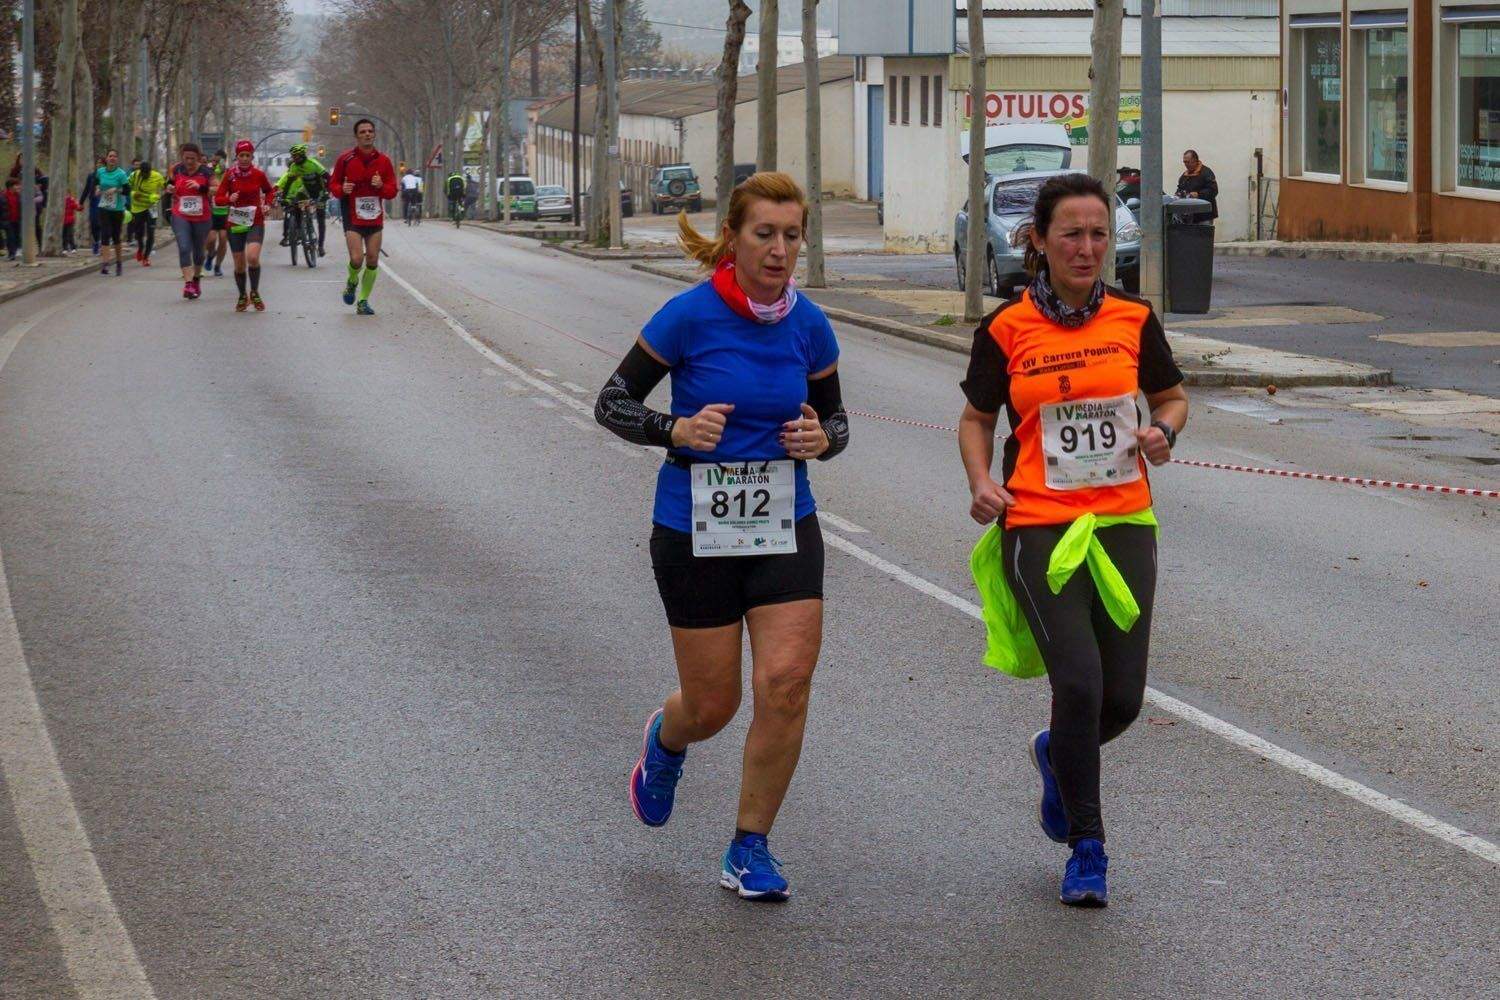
left=954, top=170, right=1142, bottom=296
left=535, top=185, right=573, bottom=220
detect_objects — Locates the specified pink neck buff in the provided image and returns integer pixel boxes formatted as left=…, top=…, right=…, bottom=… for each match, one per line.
left=711, top=257, right=798, bottom=325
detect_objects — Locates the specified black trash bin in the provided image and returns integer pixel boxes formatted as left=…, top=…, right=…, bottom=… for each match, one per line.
left=1164, top=198, right=1214, bottom=314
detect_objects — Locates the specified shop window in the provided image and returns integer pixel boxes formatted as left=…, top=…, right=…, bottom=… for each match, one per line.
left=1363, top=26, right=1409, bottom=182
left=934, top=74, right=944, bottom=126
left=889, top=76, right=897, bottom=124
left=920, top=75, right=930, bottom=126
left=1456, top=19, right=1500, bottom=191
left=902, top=76, right=911, bottom=124
left=1290, top=18, right=1342, bottom=177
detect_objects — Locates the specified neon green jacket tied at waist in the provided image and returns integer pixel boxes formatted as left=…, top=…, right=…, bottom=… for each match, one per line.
left=969, top=509, right=1159, bottom=679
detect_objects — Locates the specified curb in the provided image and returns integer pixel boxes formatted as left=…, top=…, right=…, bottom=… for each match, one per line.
left=0, top=233, right=179, bottom=307
left=630, top=262, right=1390, bottom=387
left=1216, top=242, right=1500, bottom=276
left=0, top=256, right=110, bottom=307
left=559, top=243, right=681, bottom=262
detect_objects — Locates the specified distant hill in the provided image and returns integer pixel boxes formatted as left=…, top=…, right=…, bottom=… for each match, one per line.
left=645, top=0, right=839, bottom=57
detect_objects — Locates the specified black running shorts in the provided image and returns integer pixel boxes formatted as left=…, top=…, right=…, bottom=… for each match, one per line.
left=649, top=514, right=824, bottom=629
left=227, top=225, right=265, bottom=252
left=210, top=213, right=228, bottom=231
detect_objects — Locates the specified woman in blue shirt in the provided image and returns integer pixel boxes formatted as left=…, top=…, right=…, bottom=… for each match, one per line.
left=595, top=172, right=849, bottom=902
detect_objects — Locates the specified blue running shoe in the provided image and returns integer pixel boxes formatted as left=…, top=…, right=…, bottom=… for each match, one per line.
left=720, top=833, right=790, bottom=901
left=342, top=281, right=357, bottom=305
left=356, top=300, right=375, bottom=316
left=1028, top=729, right=1069, bottom=844
left=629, top=709, right=684, bottom=827
left=1059, top=838, right=1108, bottom=906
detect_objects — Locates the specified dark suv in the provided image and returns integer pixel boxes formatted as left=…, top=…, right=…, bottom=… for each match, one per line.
left=648, top=164, right=702, bottom=214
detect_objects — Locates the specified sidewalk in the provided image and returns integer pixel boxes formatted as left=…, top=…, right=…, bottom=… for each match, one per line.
left=1218, top=240, right=1500, bottom=275
left=632, top=258, right=1392, bottom=388
left=0, top=252, right=115, bottom=306
left=1, top=236, right=180, bottom=307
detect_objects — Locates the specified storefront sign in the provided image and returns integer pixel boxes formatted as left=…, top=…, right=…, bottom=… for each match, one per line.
left=962, top=91, right=1143, bottom=146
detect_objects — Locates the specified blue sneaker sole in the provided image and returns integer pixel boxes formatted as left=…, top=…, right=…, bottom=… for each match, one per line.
left=342, top=288, right=356, bottom=305
left=719, top=869, right=790, bottom=901
left=1060, top=888, right=1108, bottom=907
left=629, top=709, right=671, bottom=827
left=1028, top=731, right=1069, bottom=844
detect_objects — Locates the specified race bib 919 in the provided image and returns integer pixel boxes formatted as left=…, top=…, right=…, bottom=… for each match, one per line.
left=1040, top=393, right=1142, bottom=491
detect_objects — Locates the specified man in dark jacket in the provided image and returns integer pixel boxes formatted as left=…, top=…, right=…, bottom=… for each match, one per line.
left=1176, top=149, right=1218, bottom=220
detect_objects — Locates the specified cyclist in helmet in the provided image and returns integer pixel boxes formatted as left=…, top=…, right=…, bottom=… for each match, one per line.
left=276, top=143, right=330, bottom=256
left=445, top=170, right=467, bottom=226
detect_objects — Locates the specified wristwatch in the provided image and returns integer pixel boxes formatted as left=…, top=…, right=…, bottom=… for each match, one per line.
left=1151, top=420, right=1177, bottom=448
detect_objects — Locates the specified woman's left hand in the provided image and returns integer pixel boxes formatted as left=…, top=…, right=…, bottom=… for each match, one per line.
left=1135, top=425, right=1172, bottom=466
left=781, top=403, right=829, bottom=460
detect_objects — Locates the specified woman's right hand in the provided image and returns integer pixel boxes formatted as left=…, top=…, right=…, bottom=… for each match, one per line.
left=969, top=476, right=1016, bottom=524
left=671, top=403, right=734, bottom=452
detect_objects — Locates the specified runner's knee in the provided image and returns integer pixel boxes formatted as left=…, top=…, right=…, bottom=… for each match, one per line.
left=681, top=687, right=740, bottom=735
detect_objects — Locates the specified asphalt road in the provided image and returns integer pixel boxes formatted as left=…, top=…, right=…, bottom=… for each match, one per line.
left=829, top=252, right=1500, bottom=395
left=1, top=228, right=1496, bottom=999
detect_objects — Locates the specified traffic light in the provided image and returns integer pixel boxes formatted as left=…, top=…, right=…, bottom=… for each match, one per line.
left=329, top=106, right=341, bottom=126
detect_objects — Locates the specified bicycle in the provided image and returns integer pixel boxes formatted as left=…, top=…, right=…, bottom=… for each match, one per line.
left=448, top=198, right=465, bottom=229
left=286, top=199, right=318, bottom=269
left=403, top=190, right=422, bottom=226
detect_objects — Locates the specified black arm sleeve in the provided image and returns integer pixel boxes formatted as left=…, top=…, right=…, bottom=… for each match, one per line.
left=594, top=342, right=677, bottom=448
left=1138, top=309, right=1184, bottom=393
left=961, top=322, right=1009, bottom=414
left=807, top=370, right=849, bottom=461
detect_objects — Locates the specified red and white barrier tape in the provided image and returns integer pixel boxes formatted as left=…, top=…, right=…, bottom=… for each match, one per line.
left=847, top=409, right=1500, bottom=500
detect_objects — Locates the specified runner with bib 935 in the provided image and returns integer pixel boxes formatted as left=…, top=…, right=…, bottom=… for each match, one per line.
left=330, top=118, right=397, bottom=316
left=594, top=172, right=850, bottom=902
left=959, top=172, right=1188, bottom=907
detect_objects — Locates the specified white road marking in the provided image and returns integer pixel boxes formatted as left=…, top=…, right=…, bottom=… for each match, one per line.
left=535, top=368, right=558, bottom=378
left=532, top=397, right=558, bottom=409
left=0, top=297, right=159, bottom=998
left=389, top=259, right=1500, bottom=868
left=605, top=440, right=644, bottom=459
left=820, top=530, right=1499, bottom=867
left=816, top=511, right=869, bottom=534
left=560, top=414, right=596, bottom=433
left=561, top=381, right=590, bottom=395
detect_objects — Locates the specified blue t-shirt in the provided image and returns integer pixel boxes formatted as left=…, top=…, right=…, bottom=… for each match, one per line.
left=643, top=281, right=840, bottom=532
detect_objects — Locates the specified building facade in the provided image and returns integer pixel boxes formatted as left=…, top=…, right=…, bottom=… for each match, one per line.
left=1279, top=0, right=1500, bottom=240
left=843, top=1, right=1283, bottom=250
left=532, top=58, right=857, bottom=203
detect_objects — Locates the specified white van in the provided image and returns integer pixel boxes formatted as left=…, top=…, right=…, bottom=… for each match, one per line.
left=959, top=122, right=1073, bottom=176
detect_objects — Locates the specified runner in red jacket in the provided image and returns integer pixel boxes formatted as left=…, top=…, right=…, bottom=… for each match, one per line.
left=329, top=118, right=397, bottom=316
left=213, top=139, right=276, bottom=312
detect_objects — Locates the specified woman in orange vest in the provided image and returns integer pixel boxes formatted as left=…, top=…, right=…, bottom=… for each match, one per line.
left=958, top=172, right=1189, bottom=906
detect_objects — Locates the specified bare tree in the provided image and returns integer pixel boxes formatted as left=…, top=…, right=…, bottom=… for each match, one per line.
left=755, top=0, right=777, bottom=170
left=499, top=0, right=518, bottom=222
left=42, top=0, right=78, bottom=254
left=714, top=0, right=752, bottom=227
left=801, top=0, right=822, bottom=287
left=962, top=0, right=987, bottom=322
left=1087, top=0, right=1123, bottom=285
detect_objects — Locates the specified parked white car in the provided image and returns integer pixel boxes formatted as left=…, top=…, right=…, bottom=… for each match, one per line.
left=535, top=185, right=573, bottom=220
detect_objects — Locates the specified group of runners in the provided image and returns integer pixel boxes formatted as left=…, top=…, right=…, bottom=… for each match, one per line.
left=88, top=118, right=397, bottom=315
left=595, top=169, right=1188, bottom=908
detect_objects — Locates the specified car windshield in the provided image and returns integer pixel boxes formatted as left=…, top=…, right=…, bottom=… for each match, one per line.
left=660, top=168, right=693, bottom=180
left=500, top=180, right=535, bottom=196
left=538, top=186, right=565, bottom=197
left=993, top=181, right=1042, bottom=213
left=984, top=144, right=1070, bottom=176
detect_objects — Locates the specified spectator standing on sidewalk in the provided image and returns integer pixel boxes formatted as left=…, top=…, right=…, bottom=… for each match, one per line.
left=62, top=192, right=80, bottom=253
left=2, top=177, right=19, bottom=260
left=1175, top=150, right=1218, bottom=221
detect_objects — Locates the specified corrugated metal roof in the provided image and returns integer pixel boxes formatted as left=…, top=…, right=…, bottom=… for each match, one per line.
left=980, top=0, right=1093, bottom=12
left=979, top=15, right=1278, bottom=55
left=536, top=56, right=854, bottom=133
left=984, top=0, right=1275, bottom=10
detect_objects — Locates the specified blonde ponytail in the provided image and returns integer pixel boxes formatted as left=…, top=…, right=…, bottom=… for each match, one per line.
left=677, top=171, right=809, bottom=271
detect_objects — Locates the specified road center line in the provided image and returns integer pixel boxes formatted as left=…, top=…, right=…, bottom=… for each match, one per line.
left=390, top=260, right=1500, bottom=868
left=0, top=297, right=159, bottom=998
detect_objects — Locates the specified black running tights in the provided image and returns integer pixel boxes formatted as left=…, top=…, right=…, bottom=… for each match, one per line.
left=1003, top=523, right=1157, bottom=846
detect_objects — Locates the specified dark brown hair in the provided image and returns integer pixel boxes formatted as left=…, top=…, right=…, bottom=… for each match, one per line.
left=1021, top=172, right=1113, bottom=277
left=179, top=142, right=202, bottom=155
